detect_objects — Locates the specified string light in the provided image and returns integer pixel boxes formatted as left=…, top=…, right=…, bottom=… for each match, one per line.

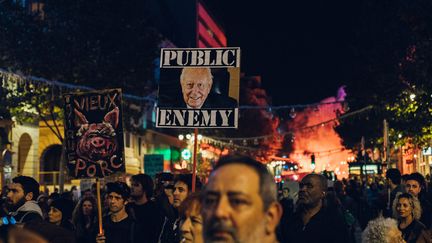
left=289, top=107, right=296, bottom=119
left=1, top=69, right=370, bottom=156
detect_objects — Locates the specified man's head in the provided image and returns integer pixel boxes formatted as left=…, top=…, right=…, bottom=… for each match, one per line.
left=386, top=168, right=401, bottom=187
left=7, top=176, right=40, bottom=211
left=297, top=174, right=327, bottom=210
left=282, top=188, right=289, bottom=198
left=406, top=173, right=426, bottom=198
left=130, top=174, right=154, bottom=200
left=202, top=155, right=282, bottom=243
left=106, top=182, right=130, bottom=214
left=173, top=174, right=202, bottom=208
left=180, top=68, right=213, bottom=109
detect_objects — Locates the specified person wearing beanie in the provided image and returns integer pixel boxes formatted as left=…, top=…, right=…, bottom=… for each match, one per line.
left=48, top=197, right=75, bottom=231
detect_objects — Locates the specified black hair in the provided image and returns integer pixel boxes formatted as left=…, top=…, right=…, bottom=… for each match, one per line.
left=174, top=174, right=202, bottom=192
left=131, top=174, right=154, bottom=199
left=407, top=172, right=426, bottom=192
left=106, top=182, right=130, bottom=200
left=386, top=168, right=401, bottom=185
left=12, top=176, right=40, bottom=200
left=212, top=155, right=277, bottom=211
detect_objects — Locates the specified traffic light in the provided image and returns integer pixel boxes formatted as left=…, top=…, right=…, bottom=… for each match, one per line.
left=311, top=154, right=316, bottom=170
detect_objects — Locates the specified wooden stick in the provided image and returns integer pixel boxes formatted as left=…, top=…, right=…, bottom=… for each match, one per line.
left=96, top=178, right=103, bottom=234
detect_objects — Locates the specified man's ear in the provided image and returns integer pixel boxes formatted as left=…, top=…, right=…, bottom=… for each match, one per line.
left=264, top=202, right=283, bottom=235
left=25, top=192, right=33, bottom=201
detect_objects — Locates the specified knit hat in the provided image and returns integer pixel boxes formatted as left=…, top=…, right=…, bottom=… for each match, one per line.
left=50, top=198, right=73, bottom=221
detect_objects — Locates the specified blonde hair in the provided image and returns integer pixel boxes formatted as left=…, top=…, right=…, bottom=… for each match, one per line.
left=392, top=192, right=422, bottom=220
left=180, top=68, right=213, bottom=84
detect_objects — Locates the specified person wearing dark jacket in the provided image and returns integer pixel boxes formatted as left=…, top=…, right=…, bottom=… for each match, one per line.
left=128, top=174, right=163, bottom=243
left=383, top=168, right=404, bottom=217
left=279, top=174, right=350, bottom=243
left=96, top=182, right=139, bottom=243
left=406, top=173, right=432, bottom=229
left=48, top=197, right=75, bottom=231
left=158, top=174, right=202, bottom=243
left=393, top=193, right=431, bottom=243
left=6, top=176, right=43, bottom=224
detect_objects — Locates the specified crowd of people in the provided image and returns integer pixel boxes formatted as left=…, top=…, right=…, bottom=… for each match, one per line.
left=0, top=156, right=431, bottom=243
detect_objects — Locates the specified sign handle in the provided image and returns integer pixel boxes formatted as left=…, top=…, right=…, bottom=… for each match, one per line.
left=192, top=128, right=198, bottom=192
left=96, top=178, right=104, bottom=235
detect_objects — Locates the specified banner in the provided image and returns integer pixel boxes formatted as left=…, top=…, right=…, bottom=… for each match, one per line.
left=64, top=89, right=125, bottom=178
left=144, top=154, right=164, bottom=178
left=156, top=47, right=240, bottom=128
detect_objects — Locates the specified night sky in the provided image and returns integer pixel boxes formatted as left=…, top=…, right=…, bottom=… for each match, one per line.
left=205, top=1, right=359, bottom=105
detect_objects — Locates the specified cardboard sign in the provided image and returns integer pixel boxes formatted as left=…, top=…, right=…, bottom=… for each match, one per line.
left=64, top=89, right=125, bottom=178
left=144, top=154, right=164, bottom=178
left=157, top=47, right=240, bottom=128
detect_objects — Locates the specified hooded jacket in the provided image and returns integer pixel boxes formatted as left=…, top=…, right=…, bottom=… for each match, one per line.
left=9, top=200, right=43, bottom=223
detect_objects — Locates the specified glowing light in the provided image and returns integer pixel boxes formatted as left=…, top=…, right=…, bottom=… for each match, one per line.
left=178, top=134, right=184, bottom=140
left=186, top=134, right=192, bottom=140
left=398, top=134, right=403, bottom=138
left=410, top=93, right=416, bottom=101
left=181, top=149, right=192, bottom=160
left=293, top=175, right=299, bottom=181
left=198, top=134, right=203, bottom=140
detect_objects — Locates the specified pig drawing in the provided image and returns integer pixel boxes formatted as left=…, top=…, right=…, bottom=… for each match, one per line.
left=74, top=107, right=119, bottom=162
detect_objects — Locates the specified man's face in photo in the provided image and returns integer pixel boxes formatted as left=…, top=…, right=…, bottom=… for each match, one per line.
left=180, top=68, right=212, bottom=109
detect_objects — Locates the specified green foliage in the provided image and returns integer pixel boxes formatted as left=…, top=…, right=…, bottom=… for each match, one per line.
left=338, top=0, right=432, bottom=149
left=0, top=0, right=161, bottom=141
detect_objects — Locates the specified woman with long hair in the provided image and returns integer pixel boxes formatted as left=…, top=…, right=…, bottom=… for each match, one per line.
left=72, top=196, right=98, bottom=243
left=393, top=193, right=430, bottom=243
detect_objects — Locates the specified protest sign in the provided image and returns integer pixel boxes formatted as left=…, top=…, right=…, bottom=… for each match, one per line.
left=157, top=47, right=240, bottom=128
left=64, top=89, right=125, bottom=178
